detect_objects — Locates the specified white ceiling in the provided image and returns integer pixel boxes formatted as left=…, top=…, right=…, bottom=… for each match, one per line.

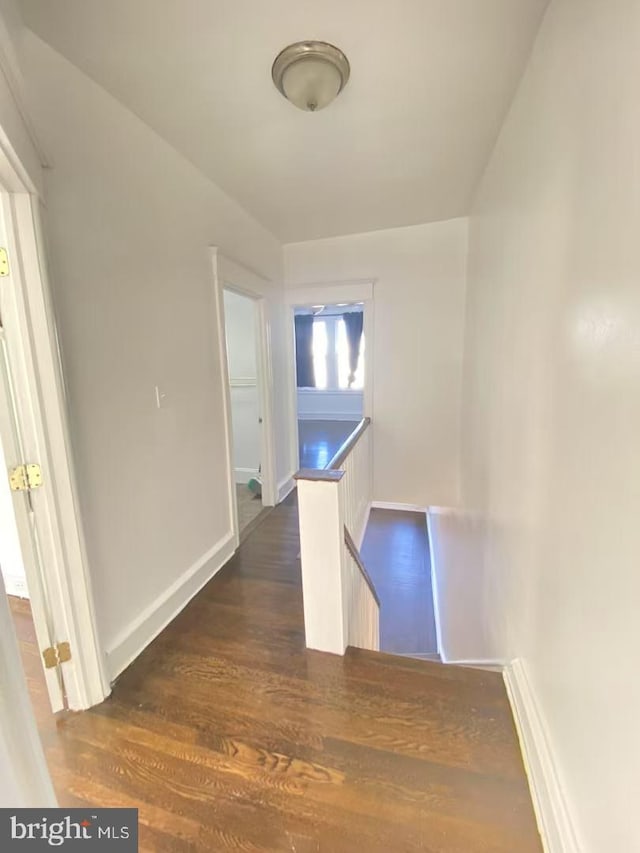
left=19, top=0, right=548, bottom=242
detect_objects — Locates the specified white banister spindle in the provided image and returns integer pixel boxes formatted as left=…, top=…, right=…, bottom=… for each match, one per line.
left=338, top=423, right=372, bottom=548
left=344, top=534, right=380, bottom=651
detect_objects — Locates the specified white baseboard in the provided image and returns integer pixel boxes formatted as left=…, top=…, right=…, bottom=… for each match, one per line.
left=234, top=467, right=259, bottom=485
left=371, top=501, right=428, bottom=513
left=277, top=472, right=296, bottom=503
left=2, top=574, right=29, bottom=598
left=504, top=659, right=581, bottom=853
left=105, top=530, right=236, bottom=680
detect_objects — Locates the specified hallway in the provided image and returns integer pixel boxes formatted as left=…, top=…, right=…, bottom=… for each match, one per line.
left=18, top=494, right=540, bottom=852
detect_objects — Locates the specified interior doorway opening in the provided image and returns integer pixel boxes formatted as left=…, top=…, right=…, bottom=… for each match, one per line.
left=222, top=288, right=271, bottom=539
left=294, top=302, right=365, bottom=469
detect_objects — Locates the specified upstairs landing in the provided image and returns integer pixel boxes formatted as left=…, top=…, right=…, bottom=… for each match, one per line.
left=14, top=494, right=540, bottom=852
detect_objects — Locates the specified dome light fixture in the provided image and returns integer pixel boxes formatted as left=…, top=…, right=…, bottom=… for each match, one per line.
left=272, top=41, right=350, bottom=112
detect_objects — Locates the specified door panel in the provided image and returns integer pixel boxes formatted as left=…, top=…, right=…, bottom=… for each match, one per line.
left=0, top=311, right=65, bottom=712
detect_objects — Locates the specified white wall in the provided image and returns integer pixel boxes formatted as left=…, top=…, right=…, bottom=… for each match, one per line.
left=22, top=32, right=287, bottom=676
left=297, top=390, right=363, bottom=422
left=285, top=219, right=468, bottom=506
left=223, top=289, right=260, bottom=483
left=460, top=0, right=640, bottom=848
left=427, top=508, right=497, bottom=664
left=0, top=0, right=43, bottom=195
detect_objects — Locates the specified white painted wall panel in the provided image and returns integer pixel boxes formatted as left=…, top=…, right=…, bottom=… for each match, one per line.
left=285, top=218, right=468, bottom=507
left=426, top=508, right=498, bottom=663
left=297, top=390, right=363, bottom=421
left=461, top=1, right=640, bottom=848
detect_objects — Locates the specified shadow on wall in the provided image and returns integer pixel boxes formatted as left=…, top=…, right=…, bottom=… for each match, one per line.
left=427, top=507, right=507, bottom=664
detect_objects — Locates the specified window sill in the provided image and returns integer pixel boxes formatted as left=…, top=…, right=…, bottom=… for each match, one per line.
left=297, top=388, right=364, bottom=394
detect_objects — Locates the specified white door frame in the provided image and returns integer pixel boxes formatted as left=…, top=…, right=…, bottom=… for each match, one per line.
left=0, top=140, right=109, bottom=710
left=284, top=279, right=375, bottom=471
left=211, top=249, right=278, bottom=546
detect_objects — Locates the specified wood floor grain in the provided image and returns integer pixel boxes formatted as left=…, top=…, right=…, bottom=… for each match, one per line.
left=236, top=483, right=270, bottom=541
left=11, top=494, right=541, bottom=852
left=361, top=509, right=438, bottom=657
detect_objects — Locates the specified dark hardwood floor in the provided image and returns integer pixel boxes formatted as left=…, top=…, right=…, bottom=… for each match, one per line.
left=11, top=494, right=540, bottom=852
left=9, top=595, right=55, bottom=733
left=298, top=420, right=359, bottom=469
left=361, top=509, right=438, bottom=658
left=236, top=483, right=271, bottom=542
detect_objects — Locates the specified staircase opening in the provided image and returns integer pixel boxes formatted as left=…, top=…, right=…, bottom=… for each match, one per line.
left=295, top=415, right=439, bottom=662
left=361, top=508, right=439, bottom=660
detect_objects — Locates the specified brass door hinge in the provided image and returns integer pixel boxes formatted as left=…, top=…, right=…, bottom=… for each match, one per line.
left=9, top=462, right=43, bottom=492
left=0, top=247, right=9, bottom=277
left=42, top=642, right=72, bottom=669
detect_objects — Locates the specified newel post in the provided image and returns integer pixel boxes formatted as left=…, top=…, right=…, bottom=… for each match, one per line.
left=294, top=469, right=348, bottom=655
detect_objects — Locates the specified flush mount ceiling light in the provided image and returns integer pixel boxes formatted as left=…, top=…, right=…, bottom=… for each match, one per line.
left=272, top=41, right=350, bottom=112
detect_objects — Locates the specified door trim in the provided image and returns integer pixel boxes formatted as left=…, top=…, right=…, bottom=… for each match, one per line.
left=211, top=249, right=278, bottom=548
left=284, top=280, right=375, bottom=472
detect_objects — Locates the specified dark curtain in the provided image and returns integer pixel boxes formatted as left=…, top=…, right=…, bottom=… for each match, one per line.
left=343, top=311, right=364, bottom=387
left=295, top=314, right=316, bottom=388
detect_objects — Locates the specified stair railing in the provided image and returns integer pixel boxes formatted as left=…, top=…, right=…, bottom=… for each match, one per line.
left=344, top=525, right=380, bottom=652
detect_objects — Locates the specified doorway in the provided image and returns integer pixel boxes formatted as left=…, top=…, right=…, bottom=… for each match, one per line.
left=293, top=302, right=365, bottom=469
left=222, top=288, right=271, bottom=539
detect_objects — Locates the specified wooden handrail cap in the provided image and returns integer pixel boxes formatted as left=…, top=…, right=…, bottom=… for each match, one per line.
left=327, top=417, right=371, bottom=470
left=294, top=468, right=345, bottom=482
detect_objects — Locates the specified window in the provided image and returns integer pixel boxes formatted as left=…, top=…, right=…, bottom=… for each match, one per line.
left=306, top=313, right=364, bottom=391
left=311, top=320, right=328, bottom=389
left=336, top=318, right=365, bottom=390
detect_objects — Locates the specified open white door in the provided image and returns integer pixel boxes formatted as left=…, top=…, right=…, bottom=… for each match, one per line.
left=0, top=329, right=65, bottom=711
left=0, top=189, right=108, bottom=712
